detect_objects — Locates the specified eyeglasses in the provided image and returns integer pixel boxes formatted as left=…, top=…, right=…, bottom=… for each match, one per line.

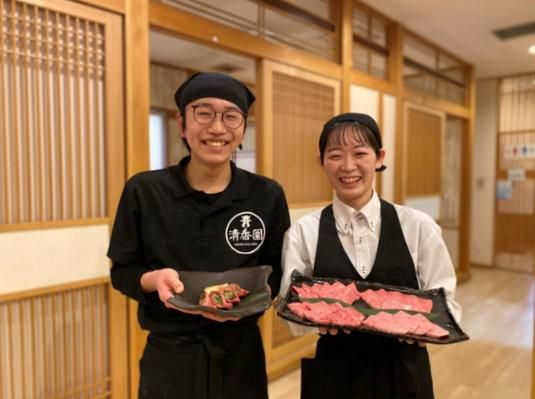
left=191, top=105, right=245, bottom=129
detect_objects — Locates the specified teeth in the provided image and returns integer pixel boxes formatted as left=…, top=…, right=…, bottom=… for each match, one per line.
left=205, top=140, right=226, bottom=147
left=340, top=177, right=360, bottom=183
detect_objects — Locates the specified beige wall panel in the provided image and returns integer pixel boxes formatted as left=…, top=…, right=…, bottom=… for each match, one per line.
left=381, top=95, right=397, bottom=203
left=350, top=84, right=379, bottom=120
left=442, top=118, right=462, bottom=225
left=0, top=225, right=109, bottom=294
left=442, top=227, right=459, bottom=271
left=471, top=79, right=497, bottom=266
left=150, top=63, right=188, bottom=111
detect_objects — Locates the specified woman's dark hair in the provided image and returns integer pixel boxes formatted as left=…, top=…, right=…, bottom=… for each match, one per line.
left=319, top=121, right=386, bottom=171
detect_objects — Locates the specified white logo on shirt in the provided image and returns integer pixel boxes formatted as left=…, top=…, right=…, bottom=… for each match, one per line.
left=225, top=211, right=266, bottom=255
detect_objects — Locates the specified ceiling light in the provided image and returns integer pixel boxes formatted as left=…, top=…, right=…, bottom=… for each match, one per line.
left=529, top=45, right=535, bottom=54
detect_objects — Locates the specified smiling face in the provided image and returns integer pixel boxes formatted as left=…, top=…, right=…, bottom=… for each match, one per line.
left=321, top=124, right=385, bottom=210
left=179, top=97, right=245, bottom=168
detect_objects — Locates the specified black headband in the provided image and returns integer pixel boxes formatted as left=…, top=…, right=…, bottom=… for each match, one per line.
left=321, top=112, right=382, bottom=148
left=174, top=72, right=255, bottom=114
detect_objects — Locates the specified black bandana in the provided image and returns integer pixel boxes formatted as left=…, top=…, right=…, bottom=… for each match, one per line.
left=174, top=72, right=255, bottom=114
left=320, top=112, right=382, bottom=148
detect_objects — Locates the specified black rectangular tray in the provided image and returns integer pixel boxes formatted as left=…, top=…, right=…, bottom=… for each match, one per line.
left=277, top=272, right=469, bottom=345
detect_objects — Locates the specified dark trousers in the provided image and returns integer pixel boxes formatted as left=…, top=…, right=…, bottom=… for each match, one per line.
left=138, top=326, right=268, bottom=399
left=301, top=333, right=434, bottom=399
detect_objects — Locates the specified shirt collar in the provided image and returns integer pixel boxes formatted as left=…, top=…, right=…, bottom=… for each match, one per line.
left=332, top=191, right=380, bottom=233
left=171, top=156, right=249, bottom=201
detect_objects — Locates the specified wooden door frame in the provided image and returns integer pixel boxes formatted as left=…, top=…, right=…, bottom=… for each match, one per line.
left=401, top=101, right=472, bottom=280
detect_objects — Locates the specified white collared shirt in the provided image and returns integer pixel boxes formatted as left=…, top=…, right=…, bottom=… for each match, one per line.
left=281, top=191, right=461, bottom=334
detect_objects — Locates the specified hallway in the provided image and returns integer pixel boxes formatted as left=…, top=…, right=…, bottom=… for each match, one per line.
left=268, top=267, right=534, bottom=398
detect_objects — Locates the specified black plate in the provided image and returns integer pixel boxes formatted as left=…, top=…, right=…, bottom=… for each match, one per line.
left=277, top=271, right=469, bottom=345
left=168, top=265, right=273, bottom=318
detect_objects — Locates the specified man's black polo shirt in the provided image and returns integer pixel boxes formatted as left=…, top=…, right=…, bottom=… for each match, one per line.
left=108, top=157, right=290, bottom=334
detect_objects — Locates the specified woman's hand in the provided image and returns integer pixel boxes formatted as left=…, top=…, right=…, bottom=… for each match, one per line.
left=319, top=327, right=351, bottom=335
left=398, top=338, right=426, bottom=347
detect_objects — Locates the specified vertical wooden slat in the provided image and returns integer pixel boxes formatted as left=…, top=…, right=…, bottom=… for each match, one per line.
left=80, top=288, right=87, bottom=395
left=30, top=5, right=42, bottom=222
left=84, top=19, right=93, bottom=219
left=71, top=289, right=79, bottom=395
left=74, top=17, right=82, bottom=219
left=89, top=287, right=97, bottom=397
left=0, top=0, right=7, bottom=224
left=51, top=295, right=58, bottom=395
left=92, top=22, right=102, bottom=217
left=43, top=8, right=54, bottom=221
left=30, top=299, right=37, bottom=398
left=99, top=286, right=106, bottom=396
left=21, top=2, right=33, bottom=223
left=61, top=292, right=68, bottom=396
left=52, top=12, right=62, bottom=221
left=18, top=301, right=26, bottom=399
left=64, top=13, right=74, bottom=220
left=8, top=304, right=14, bottom=399
left=53, top=11, right=65, bottom=220
left=0, top=305, right=3, bottom=398
left=9, top=0, right=21, bottom=223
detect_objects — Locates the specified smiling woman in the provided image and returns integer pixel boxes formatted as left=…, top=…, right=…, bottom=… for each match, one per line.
left=280, top=112, right=461, bottom=399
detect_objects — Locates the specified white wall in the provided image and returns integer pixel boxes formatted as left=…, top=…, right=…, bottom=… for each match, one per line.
left=350, top=84, right=396, bottom=203
left=381, top=95, right=397, bottom=203
left=0, top=225, right=110, bottom=294
left=471, top=79, right=498, bottom=265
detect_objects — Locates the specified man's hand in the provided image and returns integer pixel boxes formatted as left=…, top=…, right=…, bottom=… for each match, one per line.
left=140, top=268, right=184, bottom=308
left=140, top=268, right=240, bottom=322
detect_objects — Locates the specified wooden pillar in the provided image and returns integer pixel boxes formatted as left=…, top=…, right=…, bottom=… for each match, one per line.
left=125, top=0, right=150, bottom=397
left=457, top=65, right=475, bottom=282
left=389, top=23, right=405, bottom=204
left=340, top=0, right=353, bottom=113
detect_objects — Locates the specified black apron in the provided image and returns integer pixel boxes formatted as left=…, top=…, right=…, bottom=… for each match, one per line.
left=301, top=200, right=434, bottom=399
left=138, top=324, right=268, bottom=399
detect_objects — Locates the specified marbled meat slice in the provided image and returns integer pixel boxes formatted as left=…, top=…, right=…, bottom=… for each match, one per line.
left=362, top=311, right=449, bottom=338
left=292, top=281, right=360, bottom=304
left=360, top=288, right=433, bottom=313
left=199, top=283, right=250, bottom=309
left=287, top=301, right=365, bottom=327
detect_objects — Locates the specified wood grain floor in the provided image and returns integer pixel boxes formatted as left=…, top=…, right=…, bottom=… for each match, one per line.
left=268, top=267, right=534, bottom=399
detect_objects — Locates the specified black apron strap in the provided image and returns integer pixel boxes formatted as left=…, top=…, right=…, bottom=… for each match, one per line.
left=314, top=205, right=359, bottom=279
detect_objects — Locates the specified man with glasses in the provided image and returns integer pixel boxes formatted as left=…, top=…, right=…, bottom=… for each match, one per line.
left=108, top=72, right=290, bottom=399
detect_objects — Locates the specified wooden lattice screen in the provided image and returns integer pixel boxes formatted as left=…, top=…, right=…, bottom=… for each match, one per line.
left=272, top=71, right=336, bottom=204
left=0, top=0, right=107, bottom=225
left=405, top=107, right=443, bottom=197
left=0, top=281, right=110, bottom=399
left=495, top=74, right=535, bottom=273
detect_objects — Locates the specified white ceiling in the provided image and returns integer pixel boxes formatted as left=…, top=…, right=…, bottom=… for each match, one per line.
left=150, top=1, right=535, bottom=81
left=150, top=31, right=256, bottom=83
left=361, top=0, right=535, bottom=78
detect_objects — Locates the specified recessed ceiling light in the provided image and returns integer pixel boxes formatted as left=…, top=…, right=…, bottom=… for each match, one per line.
left=529, top=45, right=535, bottom=54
